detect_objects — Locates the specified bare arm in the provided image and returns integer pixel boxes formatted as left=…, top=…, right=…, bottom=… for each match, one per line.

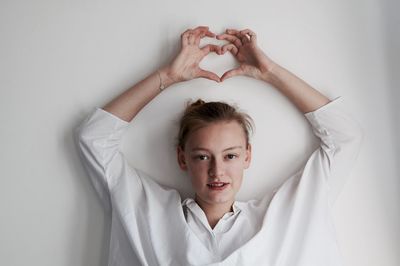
left=216, top=28, right=330, bottom=113
left=262, top=64, right=330, bottom=113
left=102, top=68, right=174, bottom=122
left=103, top=26, right=222, bottom=122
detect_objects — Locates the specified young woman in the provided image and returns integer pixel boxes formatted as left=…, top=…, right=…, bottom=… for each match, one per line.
left=75, top=26, right=363, bottom=266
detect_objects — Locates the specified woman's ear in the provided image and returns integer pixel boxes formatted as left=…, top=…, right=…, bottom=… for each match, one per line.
left=244, top=143, right=252, bottom=169
left=177, top=146, right=188, bottom=171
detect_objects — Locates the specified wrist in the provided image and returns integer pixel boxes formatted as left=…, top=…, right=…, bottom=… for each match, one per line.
left=158, top=66, right=179, bottom=89
left=260, top=61, right=282, bottom=84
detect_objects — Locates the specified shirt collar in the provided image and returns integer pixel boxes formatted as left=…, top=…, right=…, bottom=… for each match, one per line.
left=182, top=198, right=241, bottom=215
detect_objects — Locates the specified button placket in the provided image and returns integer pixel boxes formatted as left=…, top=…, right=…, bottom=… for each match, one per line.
left=210, top=230, right=219, bottom=255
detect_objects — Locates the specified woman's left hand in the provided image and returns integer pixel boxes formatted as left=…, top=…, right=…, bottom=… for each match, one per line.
left=164, top=26, right=222, bottom=83
left=217, top=28, right=276, bottom=82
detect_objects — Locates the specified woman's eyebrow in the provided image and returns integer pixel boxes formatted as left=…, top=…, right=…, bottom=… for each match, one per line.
left=190, top=146, right=243, bottom=152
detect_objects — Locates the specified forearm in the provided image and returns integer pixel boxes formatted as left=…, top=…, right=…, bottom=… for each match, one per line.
left=102, top=67, right=176, bottom=122
left=262, top=63, right=331, bottom=114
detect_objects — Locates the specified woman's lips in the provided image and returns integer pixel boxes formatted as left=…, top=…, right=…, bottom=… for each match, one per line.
left=207, top=183, right=229, bottom=190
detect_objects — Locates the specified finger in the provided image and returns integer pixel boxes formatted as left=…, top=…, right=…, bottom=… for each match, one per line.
left=193, top=26, right=214, bottom=37
left=192, top=26, right=209, bottom=35
left=238, top=31, right=251, bottom=43
left=181, top=29, right=192, bottom=46
left=226, top=28, right=239, bottom=34
left=181, top=28, right=192, bottom=36
left=193, top=25, right=209, bottom=31
left=240, top=29, right=257, bottom=42
left=221, top=43, right=238, bottom=55
left=216, top=33, right=242, bottom=47
left=204, top=30, right=216, bottom=38
left=201, top=44, right=222, bottom=55
left=220, top=67, right=244, bottom=82
left=183, top=27, right=207, bottom=45
left=197, top=68, right=221, bottom=82
left=237, top=34, right=250, bottom=45
left=188, top=33, right=196, bottom=44
left=195, top=29, right=216, bottom=45
left=195, top=31, right=205, bottom=45
left=180, top=29, right=192, bottom=39
left=224, top=29, right=250, bottom=44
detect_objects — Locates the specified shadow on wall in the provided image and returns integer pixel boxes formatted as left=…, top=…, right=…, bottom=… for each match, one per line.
left=380, top=0, right=400, bottom=175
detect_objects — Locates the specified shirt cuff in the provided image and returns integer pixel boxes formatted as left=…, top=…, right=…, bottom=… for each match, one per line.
left=95, top=107, right=131, bottom=126
left=303, top=96, right=343, bottom=118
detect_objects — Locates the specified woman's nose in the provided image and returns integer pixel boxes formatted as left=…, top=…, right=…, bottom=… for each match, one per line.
left=208, top=157, right=225, bottom=177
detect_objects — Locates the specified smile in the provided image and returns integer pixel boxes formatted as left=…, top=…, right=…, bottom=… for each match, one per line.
left=207, top=182, right=229, bottom=190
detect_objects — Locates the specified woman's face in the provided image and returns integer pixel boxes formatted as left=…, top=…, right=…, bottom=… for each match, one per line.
left=177, top=121, right=252, bottom=207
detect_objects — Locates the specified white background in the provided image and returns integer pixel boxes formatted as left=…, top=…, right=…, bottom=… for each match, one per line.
left=0, top=0, right=399, bottom=265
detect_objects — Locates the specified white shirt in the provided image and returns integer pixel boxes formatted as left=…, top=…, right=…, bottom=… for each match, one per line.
left=74, top=96, right=364, bottom=266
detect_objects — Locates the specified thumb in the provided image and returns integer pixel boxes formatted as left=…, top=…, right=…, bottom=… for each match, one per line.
left=197, top=68, right=221, bottom=82
left=220, top=67, right=244, bottom=82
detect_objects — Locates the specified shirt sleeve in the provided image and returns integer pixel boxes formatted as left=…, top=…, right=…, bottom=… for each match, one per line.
left=303, top=96, right=364, bottom=207
left=73, top=107, right=132, bottom=212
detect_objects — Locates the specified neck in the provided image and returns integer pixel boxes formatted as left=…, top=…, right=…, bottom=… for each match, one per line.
left=194, top=195, right=234, bottom=229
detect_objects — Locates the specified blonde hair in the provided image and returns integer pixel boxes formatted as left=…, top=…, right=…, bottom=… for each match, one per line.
left=177, top=99, right=255, bottom=149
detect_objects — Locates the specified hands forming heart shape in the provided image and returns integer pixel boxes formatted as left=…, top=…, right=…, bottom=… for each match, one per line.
left=164, top=26, right=276, bottom=84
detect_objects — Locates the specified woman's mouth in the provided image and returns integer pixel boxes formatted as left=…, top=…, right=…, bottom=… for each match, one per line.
left=207, top=182, right=229, bottom=191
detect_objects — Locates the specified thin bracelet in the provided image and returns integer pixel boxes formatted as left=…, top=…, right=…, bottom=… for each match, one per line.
left=157, top=70, right=165, bottom=92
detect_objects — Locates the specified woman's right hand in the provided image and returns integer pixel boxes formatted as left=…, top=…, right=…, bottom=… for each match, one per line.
left=217, top=28, right=276, bottom=82
left=163, top=26, right=222, bottom=84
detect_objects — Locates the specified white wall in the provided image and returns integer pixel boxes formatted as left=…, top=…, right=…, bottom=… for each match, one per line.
left=0, top=0, right=398, bottom=265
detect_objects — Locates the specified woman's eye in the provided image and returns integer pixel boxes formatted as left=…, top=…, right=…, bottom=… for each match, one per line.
left=197, top=155, right=209, bottom=160
left=226, top=154, right=237, bottom=159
